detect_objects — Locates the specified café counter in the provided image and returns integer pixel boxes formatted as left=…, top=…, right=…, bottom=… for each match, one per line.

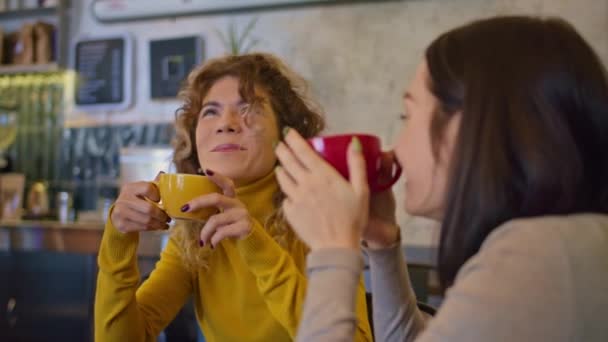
left=0, top=219, right=165, bottom=256
left=0, top=219, right=166, bottom=342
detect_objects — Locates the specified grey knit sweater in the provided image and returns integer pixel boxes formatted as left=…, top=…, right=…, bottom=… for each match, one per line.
left=296, top=214, right=608, bottom=342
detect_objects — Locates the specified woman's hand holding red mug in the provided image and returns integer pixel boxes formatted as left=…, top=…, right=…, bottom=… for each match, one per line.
left=362, top=152, right=401, bottom=249
left=275, top=128, right=370, bottom=251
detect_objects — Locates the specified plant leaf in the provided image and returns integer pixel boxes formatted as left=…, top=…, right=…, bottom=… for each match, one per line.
left=215, top=28, right=230, bottom=52
left=238, top=17, right=259, bottom=51
left=242, top=38, right=261, bottom=53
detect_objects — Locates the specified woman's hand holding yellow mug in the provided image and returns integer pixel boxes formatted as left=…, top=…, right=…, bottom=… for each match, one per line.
left=181, top=169, right=255, bottom=248
left=111, top=170, right=254, bottom=249
left=110, top=172, right=171, bottom=233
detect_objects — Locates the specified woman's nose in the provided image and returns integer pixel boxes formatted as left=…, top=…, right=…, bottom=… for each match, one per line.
left=216, top=110, right=242, bottom=133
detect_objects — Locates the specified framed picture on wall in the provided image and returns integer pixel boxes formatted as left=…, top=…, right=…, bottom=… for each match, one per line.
left=73, top=34, right=133, bottom=111
left=149, top=36, right=204, bottom=99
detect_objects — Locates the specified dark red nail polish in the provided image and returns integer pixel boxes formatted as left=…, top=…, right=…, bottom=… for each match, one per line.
left=205, top=169, right=214, bottom=176
left=199, top=240, right=204, bottom=247
left=180, top=204, right=190, bottom=212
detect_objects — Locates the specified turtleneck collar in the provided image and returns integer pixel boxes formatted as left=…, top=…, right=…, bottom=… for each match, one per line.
left=235, top=170, right=279, bottom=223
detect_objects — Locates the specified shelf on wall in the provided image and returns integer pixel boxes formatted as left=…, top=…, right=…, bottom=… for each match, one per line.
left=0, top=63, right=60, bottom=75
left=91, top=0, right=397, bottom=22
left=0, top=6, right=58, bottom=20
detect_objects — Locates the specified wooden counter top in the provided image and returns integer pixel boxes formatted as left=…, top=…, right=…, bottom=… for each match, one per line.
left=0, top=219, right=166, bottom=257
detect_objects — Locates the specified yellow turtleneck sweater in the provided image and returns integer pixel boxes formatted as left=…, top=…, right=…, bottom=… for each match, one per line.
left=94, top=171, right=372, bottom=342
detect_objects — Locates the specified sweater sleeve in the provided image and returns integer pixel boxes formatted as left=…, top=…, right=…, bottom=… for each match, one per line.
left=367, top=244, right=427, bottom=342
left=94, top=216, right=194, bottom=342
left=296, top=245, right=427, bottom=342
left=296, top=248, right=366, bottom=342
left=236, top=221, right=372, bottom=341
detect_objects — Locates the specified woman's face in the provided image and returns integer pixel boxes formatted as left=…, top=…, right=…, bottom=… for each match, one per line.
left=195, top=76, right=280, bottom=186
left=394, top=61, right=460, bottom=220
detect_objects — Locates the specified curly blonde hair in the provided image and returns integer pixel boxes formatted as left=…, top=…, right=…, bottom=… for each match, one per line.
left=171, top=53, right=325, bottom=270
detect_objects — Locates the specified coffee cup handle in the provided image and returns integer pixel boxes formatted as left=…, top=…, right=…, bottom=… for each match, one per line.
left=373, top=160, right=402, bottom=192
left=147, top=180, right=165, bottom=210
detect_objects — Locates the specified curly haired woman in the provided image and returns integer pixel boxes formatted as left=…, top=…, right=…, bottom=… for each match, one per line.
left=94, top=53, right=373, bottom=342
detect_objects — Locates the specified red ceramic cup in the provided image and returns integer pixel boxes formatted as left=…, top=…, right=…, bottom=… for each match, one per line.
left=308, top=133, right=401, bottom=192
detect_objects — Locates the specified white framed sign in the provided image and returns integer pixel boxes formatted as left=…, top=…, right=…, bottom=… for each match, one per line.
left=92, top=0, right=350, bottom=22
left=73, top=34, right=133, bottom=112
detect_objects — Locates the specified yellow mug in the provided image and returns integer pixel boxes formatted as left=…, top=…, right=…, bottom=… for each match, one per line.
left=155, top=173, right=221, bottom=220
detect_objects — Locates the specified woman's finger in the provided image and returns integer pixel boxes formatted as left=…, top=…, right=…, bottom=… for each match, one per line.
left=347, top=137, right=369, bottom=198
left=132, top=181, right=162, bottom=203
left=143, top=218, right=171, bottom=231
left=378, top=151, right=398, bottom=184
left=209, top=221, right=250, bottom=248
left=199, top=210, right=241, bottom=246
left=275, top=165, right=298, bottom=198
left=113, top=217, right=142, bottom=233
left=282, top=198, right=295, bottom=221
left=275, top=142, right=309, bottom=180
left=204, top=169, right=236, bottom=197
left=124, top=197, right=169, bottom=223
left=283, top=128, right=330, bottom=171
left=125, top=205, right=169, bottom=230
left=185, top=193, right=241, bottom=213
left=114, top=212, right=168, bottom=233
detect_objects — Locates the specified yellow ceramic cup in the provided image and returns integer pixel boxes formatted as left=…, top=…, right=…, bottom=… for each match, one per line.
left=155, top=173, right=221, bottom=220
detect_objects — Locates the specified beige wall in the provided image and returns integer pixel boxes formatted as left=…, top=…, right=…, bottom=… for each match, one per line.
left=67, top=0, right=608, bottom=245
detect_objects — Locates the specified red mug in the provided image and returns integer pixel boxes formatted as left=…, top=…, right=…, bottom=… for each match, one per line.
left=308, top=133, right=402, bottom=192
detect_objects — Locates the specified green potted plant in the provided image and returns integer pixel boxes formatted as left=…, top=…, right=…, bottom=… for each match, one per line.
left=216, top=17, right=261, bottom=55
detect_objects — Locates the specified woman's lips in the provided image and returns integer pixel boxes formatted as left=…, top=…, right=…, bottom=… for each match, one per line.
left=211, top=144, right=246, bottom=152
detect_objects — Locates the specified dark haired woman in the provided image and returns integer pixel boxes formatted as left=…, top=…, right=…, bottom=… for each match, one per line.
left=276, top=16, right=608, bottom=341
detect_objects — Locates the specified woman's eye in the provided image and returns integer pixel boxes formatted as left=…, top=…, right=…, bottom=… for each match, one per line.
left=399, top=112, right=409, bottom=121
left=201, top=109, right=217, bottom=117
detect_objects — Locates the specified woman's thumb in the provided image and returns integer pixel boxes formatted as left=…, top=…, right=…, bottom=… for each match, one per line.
left=347, top=137, right=369, bottom=197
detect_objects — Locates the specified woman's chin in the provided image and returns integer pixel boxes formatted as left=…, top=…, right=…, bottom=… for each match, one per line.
left=404, top=200, right=429, bottom=219
left=208, top=168, right=257, bottom=186
left=403, top=201, right=418, bottom=217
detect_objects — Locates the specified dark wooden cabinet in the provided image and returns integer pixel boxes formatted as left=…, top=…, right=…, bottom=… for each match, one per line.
left=0, top=223, right=168, bottom=342
left=0, top=251, right=14, bottom=341
left=0, top=252, right=97, bottom=342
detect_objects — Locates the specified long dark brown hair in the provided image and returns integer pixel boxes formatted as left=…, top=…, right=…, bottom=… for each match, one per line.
left=426, top=16, right=608, bottom=289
